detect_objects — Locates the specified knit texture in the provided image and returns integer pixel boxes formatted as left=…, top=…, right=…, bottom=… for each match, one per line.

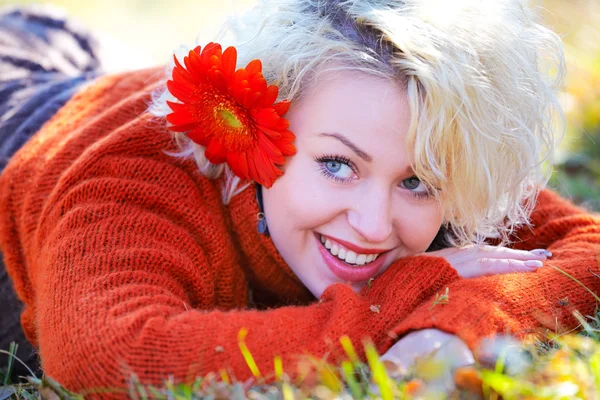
left=0, top=5, right=104, bottom=379
left=0, top=67, right=599, bottom=397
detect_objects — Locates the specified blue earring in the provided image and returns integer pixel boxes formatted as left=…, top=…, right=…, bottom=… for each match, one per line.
left=257, top=212, right=268, bottom=235
left=255, top=183, right=270, bottom=236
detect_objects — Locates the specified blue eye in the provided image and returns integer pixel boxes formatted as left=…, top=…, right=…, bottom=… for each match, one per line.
left=315, top=154, right=356, bottom=183
left=400, top=176, right=432, bottom=200
left=402, top=177, right=421, bottom=190
left=325, top=161, right=342, bottom=173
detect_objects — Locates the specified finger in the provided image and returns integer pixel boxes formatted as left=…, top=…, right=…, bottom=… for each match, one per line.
left=460, top=258, right=543, bottom=278
left=529, top=248, right=553, bottom=257
left=477, top=246, right=550, bottom=260
left=480, top=258, right=543, bottom=275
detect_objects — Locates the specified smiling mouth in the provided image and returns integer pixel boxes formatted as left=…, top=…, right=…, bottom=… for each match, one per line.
left=318, top=234, right=385, bottom=267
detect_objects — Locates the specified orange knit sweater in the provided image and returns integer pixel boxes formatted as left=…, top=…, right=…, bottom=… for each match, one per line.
left=1, top=67, right=599, bottom=396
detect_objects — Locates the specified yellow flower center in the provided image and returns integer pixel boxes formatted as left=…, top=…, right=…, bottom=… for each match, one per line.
left=206, top=93, right=255, bottom=151
left=217, top=108, right=243, bottom=130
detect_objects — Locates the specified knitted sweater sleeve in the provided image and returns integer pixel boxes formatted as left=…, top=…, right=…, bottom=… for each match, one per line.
left=389, top=189, right=600, bottom=351
left=0, top=72, right=459, bottom=394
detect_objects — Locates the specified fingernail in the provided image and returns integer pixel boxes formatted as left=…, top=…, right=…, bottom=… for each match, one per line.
left=525, top=260, right=544, bottom=268
left=531, top=249, right=552, bottom=258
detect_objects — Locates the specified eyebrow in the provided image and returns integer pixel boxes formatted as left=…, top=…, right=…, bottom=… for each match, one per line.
left=318, top=132, right=416, bottom=176
left=318, top=132, right=373, bottom=162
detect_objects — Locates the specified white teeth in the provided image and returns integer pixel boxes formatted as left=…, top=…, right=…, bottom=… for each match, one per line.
left=345, top=250, right=357, bottom=264
left=356, top=254, right=367, bottom=265
left=330, top=244, right=339, bottom=256
left=320, top=234, right=382, bottom=266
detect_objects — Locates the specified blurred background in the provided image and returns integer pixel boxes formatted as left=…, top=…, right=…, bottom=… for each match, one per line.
left=1, top=0, right=599, bottom=210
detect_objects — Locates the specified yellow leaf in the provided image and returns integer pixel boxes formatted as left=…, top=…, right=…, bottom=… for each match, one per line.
left=237, top=327, right=261, bottom=378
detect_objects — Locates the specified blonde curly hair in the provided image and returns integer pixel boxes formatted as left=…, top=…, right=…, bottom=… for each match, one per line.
left=149, top=0, right=565, bottom=247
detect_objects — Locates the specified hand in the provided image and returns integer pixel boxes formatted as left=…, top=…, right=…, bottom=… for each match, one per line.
left=426, top=245, right=551, bottom=278
left=380, top=330, right=530, bottom=396
left=380, top=329, right=474, bottom=393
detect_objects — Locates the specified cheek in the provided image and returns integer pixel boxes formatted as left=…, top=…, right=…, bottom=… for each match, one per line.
left=266, top=158, right=341, bottom=233
left=394, top=202, right=443, bottom=251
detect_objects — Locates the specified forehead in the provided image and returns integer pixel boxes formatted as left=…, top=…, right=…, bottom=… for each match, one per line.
left=303, top=68, right=406, bottom=111
left=290, top=69, right=414, bottom=170
left=295, top=69, right=409, bottom=131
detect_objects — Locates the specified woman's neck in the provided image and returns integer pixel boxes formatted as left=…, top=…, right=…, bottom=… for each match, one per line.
left=227, top=183, right=316, bottom=307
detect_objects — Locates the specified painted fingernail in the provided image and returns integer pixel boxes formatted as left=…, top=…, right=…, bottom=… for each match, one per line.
left=525, top=260, right=544, bottom=268
left=531, top=249, right=552, bottom=258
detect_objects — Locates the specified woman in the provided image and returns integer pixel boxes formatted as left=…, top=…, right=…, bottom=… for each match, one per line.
left=1, top=0, right=599, bottom=396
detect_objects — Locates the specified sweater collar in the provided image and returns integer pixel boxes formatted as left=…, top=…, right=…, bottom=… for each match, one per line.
left=227, top=183, right=316, bottom=306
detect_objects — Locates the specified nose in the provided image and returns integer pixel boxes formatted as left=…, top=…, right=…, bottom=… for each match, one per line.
left=346, top=187, right=393, bottom=244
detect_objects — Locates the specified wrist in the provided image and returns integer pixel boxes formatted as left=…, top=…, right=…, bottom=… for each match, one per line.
left=358, top=255, right=458, bottom=342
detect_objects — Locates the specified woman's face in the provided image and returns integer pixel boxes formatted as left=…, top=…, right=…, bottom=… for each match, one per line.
left=262, top=69, right=444, bottom=298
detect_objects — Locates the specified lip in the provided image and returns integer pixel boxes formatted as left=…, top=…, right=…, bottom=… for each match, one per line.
left=315, top=233, right=388, bottom=283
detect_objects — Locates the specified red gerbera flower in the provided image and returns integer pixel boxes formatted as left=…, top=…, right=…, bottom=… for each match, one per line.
left=166, top=42, right=296, bottom=188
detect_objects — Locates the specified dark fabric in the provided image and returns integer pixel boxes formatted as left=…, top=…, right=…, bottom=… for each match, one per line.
left=0, top=5, right=103, bottom=381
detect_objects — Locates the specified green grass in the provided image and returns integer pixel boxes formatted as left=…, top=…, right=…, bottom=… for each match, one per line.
left=2, top=310, right=600, bottom=399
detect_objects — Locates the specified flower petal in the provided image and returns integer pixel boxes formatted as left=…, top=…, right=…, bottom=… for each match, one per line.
left=246, top=148, right=262, bottom=186
left=274, top=117, right=290, bottom=131
left=208, top=54, right=221, bottom=69
left=250, top=77, right=267, bottom=96
left=172, top=56, right=200, bottom=86
left=273, top=101, right=291, bottom=116
left=166, top=102, right=200, bottom=131
left=246, top=59, right=262, bottom=75
left=233, top=68, right=249, bottom=84
left=209, top=69, right=229, bottom=94
left=277, top=142, right=296, bottom=156
left=227, top=152, right=251, bottom=181
left=205, top=140, right=228, bottom=164
left=242, top=90, right=262, bottom=110
left=234, top=87, right=251, bottom=106
left=201, top=42, right=222, bottom=66
left=272, top=130, right=297, bottom=156
left=186, top=126, right=211, bottom=147
left=185, top=49, right=206, bottom=80
left=278, top=129, right=296, bottom=142
left=260, top=85, right=279, bottom=108
left=222, top=46, right=237, bottom=80
left=254, top=108, right=281, bottom=128
left=254, top=146, right=282, bottom=188
left=235, top=151, right=251, bottom=181
left=256, top=125, right=283, bottom=140
left=167, top=80, right=199, bottom=104
left=257, top=132, right=285, bottom=165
